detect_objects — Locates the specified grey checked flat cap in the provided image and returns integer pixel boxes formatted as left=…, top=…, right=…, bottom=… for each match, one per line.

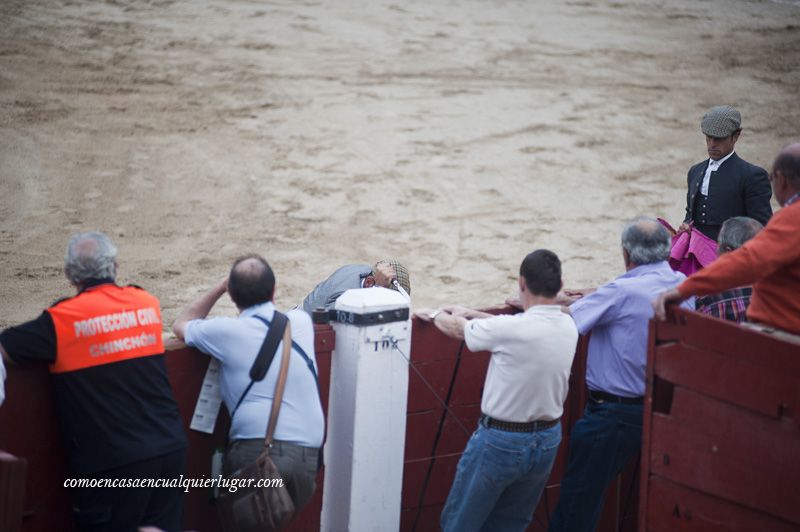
left=375, top=259, right=410, bottom=295
left=701, top=105, right=742, bottom=138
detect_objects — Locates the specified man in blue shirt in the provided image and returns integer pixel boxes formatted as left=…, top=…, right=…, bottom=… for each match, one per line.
left=172, top=254, right=324, bottom=511
left=549, top=217, right=692, bottom=532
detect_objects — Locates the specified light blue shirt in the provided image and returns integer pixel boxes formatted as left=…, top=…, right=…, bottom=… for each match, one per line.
left=184, top=302, right=324, bottom=446
left=570, top=262, right=693, bottom=397
left=0, top=355, right=5, bottom=407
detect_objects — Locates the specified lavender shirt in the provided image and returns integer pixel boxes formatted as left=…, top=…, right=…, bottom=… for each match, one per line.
left=570, top=262, right=692, bottom=397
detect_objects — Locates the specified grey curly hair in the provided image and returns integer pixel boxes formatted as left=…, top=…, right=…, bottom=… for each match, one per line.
left=64, top=231, right=118, bottom=285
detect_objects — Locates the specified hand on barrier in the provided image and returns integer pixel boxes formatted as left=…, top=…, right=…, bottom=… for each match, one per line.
left=556, top=289, right=592, bottom=306
left=413, top=308, right=444, bottom=322
left=653, top=287, right=684, bottom=320
left=504, top=296, right=523, bottom=310
left=442, top=305, right=475, bottom=318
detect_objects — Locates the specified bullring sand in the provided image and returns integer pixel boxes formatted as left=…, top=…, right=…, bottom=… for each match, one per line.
left=1, top=0, right=798, bottom=328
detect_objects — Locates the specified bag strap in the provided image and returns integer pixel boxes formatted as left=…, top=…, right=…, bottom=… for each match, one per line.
left=230, top=311, right=289, bottom=421
left=252, top=315, right=319, bottom=387
left=253, top=314, right=325, bottom=470
left=265, top=322, right=292, bottom=446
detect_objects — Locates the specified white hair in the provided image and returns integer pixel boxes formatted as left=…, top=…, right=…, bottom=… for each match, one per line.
left=621, top=217, right=671, bottom=266
left=64, top=232, right=118, bottom=284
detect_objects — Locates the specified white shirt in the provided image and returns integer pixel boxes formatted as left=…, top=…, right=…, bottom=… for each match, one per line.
left=184, top=302, right=324, bottom=446
left=464, top=305, right=579, bottom=422
left=701, top=150, right=735, bottom=196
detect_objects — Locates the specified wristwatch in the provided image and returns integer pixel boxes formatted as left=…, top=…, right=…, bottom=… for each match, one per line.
left=429, top=309, right=442, bottom=321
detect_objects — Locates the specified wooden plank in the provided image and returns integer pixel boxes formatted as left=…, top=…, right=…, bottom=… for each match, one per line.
left=447, top=351, right=489, bottom=406
left=645, top=477, right=798, bottom=532
left=433, top=403, right=480, bottom=456
left=408, top=321, right=463, bottom=363
left=0, top=362, right=74, bottom=532
left=404, top=411, right=439, bottom=461
left=657, top=309, right=800, bottom=376
left=654, top=342, right=799, bottom=420
left=0, top=452, right=27, bottom=532
left=648, top=388, right=800, bottom=524
left=406, top=358, right=456, bottom=414
left=639, top=319, right=657, bottom=531
left=313, top=323, right=335, bottom=353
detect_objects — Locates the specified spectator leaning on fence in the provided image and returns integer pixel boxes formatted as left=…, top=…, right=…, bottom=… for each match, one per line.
left=0, top=231, right=187, bottom=532
left=549, top=217, right=692, bottom=532
left=301, top=259, right=410, bottom=313
left=416, top=249, right=579, bottom=532
left=172, top=254, right=324, bottom=511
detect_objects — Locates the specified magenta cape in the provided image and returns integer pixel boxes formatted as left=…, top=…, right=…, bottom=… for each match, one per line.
left=658, top=218, right=718, bottom=275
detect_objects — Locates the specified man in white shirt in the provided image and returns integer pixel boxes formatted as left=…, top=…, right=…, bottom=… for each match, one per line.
left=677, top=105, right=771, bottom=241
left=416, top=249, right=579, bottom=532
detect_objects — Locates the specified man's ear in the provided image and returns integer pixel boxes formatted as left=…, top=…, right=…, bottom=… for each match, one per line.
left=518, top=277, right=526, bottom=293
left=622, top=248, right=632, bottom=268
left=732, top=130, right=742, bottom=143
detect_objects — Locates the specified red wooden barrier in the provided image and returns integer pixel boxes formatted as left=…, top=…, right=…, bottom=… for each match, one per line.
left=0, top=309, right=637, bottom=531
left=0, top=451, right=26, bottom=532
left=640, top=307, right=800, bottom=531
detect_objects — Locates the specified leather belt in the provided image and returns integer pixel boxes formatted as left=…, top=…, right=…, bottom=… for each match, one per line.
left=479, top=413, right=560, bottom=433
left=588, top=390, right=644, bottom=405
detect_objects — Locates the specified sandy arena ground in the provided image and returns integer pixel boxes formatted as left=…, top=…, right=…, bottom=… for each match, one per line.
left=1, top=0, right=799, bottom=330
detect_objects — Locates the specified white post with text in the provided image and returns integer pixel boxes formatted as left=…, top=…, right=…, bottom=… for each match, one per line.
left=321, top=287, right=410, bottom=532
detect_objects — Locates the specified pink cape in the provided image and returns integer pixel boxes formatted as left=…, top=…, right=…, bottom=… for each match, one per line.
left=658, top=218, right=718, bottom=276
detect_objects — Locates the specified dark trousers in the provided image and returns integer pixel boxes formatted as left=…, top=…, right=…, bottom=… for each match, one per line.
left=72, top=448, right=186, bottom=532
left=224, top=439, right=319, bottom=511
left=548, top=401, right=642, bottom=532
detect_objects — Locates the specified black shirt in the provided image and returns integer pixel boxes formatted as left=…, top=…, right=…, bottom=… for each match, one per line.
left=0, top=283, right=187, bottom=475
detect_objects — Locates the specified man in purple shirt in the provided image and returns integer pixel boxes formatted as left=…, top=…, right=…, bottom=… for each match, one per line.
left=549, top=217, right=691, bottom=532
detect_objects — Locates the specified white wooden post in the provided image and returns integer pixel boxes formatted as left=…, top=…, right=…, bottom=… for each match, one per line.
left=321, top=287, right=411, bottom=532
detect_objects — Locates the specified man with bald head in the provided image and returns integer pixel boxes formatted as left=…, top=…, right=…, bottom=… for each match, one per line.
left=173, top=254, right=324, bottom=511
left=549, top=217, right=692, bottom=532
left=656, top=143, right=800, bottom=336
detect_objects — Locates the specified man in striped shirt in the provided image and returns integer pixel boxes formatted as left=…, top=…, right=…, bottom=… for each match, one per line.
left=694, top=216, right=763, bottom=323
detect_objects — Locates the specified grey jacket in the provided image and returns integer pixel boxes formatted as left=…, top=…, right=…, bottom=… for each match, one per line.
left=301, top=264, right=372, bottom=313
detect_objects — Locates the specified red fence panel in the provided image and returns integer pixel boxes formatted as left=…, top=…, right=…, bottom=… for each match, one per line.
left=640, top=308, right=800, bottom=531
left=1, top=310, right=638, bottom=531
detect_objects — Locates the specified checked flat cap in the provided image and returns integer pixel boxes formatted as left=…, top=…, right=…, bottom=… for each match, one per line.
left=376, top=259, right=411, bottom=295
left=701, top=105, right=742, bottom=138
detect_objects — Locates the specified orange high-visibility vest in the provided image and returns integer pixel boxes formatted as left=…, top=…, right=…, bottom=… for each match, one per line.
left=47, top=284, right=164, bottom=374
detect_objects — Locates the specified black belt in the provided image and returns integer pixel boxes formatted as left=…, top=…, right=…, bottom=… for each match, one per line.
left=588, top=390, right=643, bottom=405
left=479, top=414, right=560, bottom=433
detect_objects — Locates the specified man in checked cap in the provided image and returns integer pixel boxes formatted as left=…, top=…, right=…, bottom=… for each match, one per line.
left=301, top=259, right=411, bottom=313
left=677, top=105, right=772, bottom=241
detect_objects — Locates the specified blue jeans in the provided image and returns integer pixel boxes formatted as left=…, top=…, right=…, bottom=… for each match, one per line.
left=441, top=422, right=561, bottom=532
left=548, top=401, right=643, bottom=532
